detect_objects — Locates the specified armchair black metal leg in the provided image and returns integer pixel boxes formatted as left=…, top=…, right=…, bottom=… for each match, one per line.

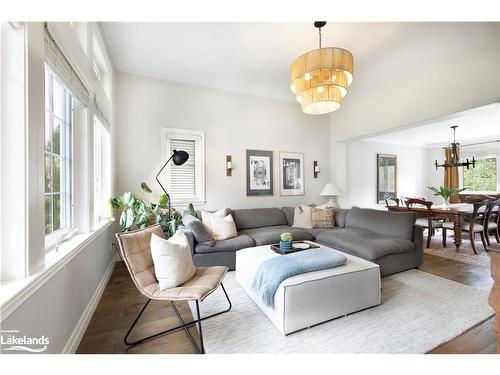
left=195, top=300, right=205, bottom=354
left=123, top=283, right=231, bottom=351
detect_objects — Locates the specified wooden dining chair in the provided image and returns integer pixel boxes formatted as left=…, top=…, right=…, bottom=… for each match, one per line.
left=442, top=200, right=489, bottom=254
left=405, top=198, right=442, bottom=248
left=115, top=224, right=232, bottom=354
left=384, top=196, right=400, bottom=208
left=484, top=199, right=500, bottom=246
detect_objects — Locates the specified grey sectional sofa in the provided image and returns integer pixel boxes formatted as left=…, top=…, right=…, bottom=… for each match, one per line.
left=183, top=206, right=423, bottom=277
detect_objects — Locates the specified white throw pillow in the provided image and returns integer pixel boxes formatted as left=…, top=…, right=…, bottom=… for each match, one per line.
left=150, top=230, right=196, bottom=291
left=201, top=207, right=228, bottom=235
left=210, top=214, right=238, bottom=241
left=292, top=204, right=313, bottom=229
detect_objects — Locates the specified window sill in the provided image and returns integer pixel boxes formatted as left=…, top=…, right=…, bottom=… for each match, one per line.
left=0, top=220, right=115, bottom=321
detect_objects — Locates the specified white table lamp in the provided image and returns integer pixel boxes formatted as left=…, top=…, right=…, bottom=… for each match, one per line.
left=320, top=182, right=342, bottom=207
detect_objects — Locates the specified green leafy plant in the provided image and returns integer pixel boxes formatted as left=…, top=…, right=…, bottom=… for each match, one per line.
left=109, top=182, right=182, bottom=238
left=280, top=232, right=293, bottom=242
left=427, top=185, right=467, bottom=201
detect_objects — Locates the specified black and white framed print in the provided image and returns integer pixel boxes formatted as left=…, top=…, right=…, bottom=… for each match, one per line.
left=246, top=149, right=274, bottom=196
left=377, top=153, right=397, bottom=204
left=279, top=152, right=304, bottom=196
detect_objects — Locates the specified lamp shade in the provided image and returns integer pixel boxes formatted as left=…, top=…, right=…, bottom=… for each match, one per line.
left=172, top=149, right=189, bottom=166
left=320, top=182, right=342, bottom=196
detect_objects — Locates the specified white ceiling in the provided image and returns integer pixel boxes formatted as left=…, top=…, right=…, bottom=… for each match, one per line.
left=364, top=103, right=500, bottom=147
left=101, top=22, right=456, bottom=103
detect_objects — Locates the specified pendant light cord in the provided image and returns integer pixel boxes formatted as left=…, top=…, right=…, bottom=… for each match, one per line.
left=319, top=26, right=322, bottom=49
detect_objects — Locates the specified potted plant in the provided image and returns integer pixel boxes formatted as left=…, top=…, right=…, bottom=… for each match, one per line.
left=427, top=185, right=467, bottom=209
left=280, top=232, right=293, bottom=250
left=110, top=182, right=186, bottom=238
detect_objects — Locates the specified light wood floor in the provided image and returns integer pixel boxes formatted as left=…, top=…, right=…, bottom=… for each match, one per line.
left=77, top=253, right=497, bottom=354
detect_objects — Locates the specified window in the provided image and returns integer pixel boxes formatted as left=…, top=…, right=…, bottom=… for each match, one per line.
left=44, top=67, right=74, bottom=239
left=463, top=157, right=497, bottom=192
left=93, top=115, right=111, bottom=223
left=161, top=128, right=205, bottom=207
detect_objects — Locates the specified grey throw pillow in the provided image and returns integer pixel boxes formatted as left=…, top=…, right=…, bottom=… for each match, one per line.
left=183, top=214, right=216, bottom=247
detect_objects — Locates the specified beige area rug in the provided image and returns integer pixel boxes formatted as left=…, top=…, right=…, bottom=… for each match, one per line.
left=423, top=228, right=496, bottom=267
left=190, top=270, right=494, bottom=353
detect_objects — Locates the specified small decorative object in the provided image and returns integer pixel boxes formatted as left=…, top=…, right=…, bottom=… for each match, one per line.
left=313, top=161, right=320, bottom=178
left=428, top=185, right=467, bottom=209
left=280, top=152, right=304, bottom=196
left=280, top=232, right=293, bottom=250
left=434, top=126, right=476, bottom=170
left=226, top=155, right=232, bottom=176
left=246, top=149, right=273, bottom=196
left=377, top=154, right=397, bottom=204
left=292, top=243, right=311, bottom=250
left=320, top=182, right=342, bottom=207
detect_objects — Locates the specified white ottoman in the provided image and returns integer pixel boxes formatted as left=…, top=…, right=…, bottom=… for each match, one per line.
left=235, top=243, right=381, bottom=335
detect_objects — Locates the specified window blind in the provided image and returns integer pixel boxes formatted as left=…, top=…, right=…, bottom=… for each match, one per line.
left=169, top=139, right=196, bottom=198
left=44, top=25, right=90, bottom=106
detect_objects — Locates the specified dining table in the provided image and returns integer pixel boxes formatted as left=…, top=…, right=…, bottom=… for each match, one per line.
left=387, top=203, right=483, bottom=251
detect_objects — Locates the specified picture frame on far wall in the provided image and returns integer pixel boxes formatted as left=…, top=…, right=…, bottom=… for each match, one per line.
left=246, top=149, right=274, bottom=196
left=377, top=153, right=397, bottom=204
left=280, top=152, right=304, bottom=196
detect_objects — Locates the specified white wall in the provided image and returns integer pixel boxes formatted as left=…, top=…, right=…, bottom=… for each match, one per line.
left=339, top=140, right=428, bottom=209
left=1, top=227, right=116, bottom=353
left=116, top=72, right=331, bottom=209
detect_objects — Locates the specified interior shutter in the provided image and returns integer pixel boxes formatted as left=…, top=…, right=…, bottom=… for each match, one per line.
left=169, top=139, right=196, bottom=198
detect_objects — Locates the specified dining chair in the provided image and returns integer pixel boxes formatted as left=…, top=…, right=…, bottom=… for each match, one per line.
left=484, top=198, right=500, bottom=246
left=384, top=196, right=400, bottom=208
left=115, top=224, right=232, bottom=354
left=405, top=198, right=442, bottom=248
left=442, top=200, right=489, bottom=254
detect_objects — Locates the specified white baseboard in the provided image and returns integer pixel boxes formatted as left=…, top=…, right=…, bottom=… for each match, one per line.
left=62, top=253, right=119, bottom=354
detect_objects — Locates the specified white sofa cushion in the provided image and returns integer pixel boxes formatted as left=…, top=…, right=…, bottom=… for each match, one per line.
left=150, top=230, right=196, bottom=291
left=210, top=214, right=238, bottom=241
left=292, top=205, right=313, bottom=229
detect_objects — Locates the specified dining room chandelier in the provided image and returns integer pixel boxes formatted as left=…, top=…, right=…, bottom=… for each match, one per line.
left=434, top=125, right=476, bottom=169
left=290, top=21, right=354, bottom=115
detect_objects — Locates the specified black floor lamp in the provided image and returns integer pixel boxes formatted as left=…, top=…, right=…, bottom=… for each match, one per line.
left=156, top=149, right=189, bottom=218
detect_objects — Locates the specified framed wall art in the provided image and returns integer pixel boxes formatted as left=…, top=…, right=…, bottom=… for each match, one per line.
left=279, top=152, right=304, bottom=196
left=246, top=149, right=274, bottom=196
left=377, top=153, right=397, bottom=204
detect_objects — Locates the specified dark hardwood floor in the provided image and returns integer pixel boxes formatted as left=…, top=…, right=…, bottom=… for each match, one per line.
left=77, top=253, right=497, bottom=354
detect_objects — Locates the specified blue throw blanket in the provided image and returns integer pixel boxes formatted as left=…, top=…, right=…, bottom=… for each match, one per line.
left=251, top=249, right=347, bottom=308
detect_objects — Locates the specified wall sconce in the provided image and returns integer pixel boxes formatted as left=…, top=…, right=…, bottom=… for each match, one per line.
left=226, top=155, right=233, bottom=176
left=313, top=161, right=320, bottom=178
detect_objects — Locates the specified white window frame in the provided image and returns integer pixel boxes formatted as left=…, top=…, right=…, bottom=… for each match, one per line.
left=93, top=115, right=111, bottom=224
left=460, top=155, right=499, bottom=194
left=160, top=128, right=206, bottom=209
left=44, top=67, right=75, bottom=251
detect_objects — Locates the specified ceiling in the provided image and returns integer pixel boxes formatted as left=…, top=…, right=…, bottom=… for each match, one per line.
left=363, top=103, right=500, bottom=147
left=101, top=22, right=457, bottom=103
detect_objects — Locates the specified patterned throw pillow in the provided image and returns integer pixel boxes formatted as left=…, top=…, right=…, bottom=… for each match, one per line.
left=311, top=208, right=336, bottom=229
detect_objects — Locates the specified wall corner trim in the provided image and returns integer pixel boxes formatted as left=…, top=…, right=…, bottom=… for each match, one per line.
left=61, top=252, right=118, bottom=354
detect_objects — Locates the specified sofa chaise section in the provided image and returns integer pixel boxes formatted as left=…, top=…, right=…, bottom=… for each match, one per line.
left=315, top=207, right=422, bottom=276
